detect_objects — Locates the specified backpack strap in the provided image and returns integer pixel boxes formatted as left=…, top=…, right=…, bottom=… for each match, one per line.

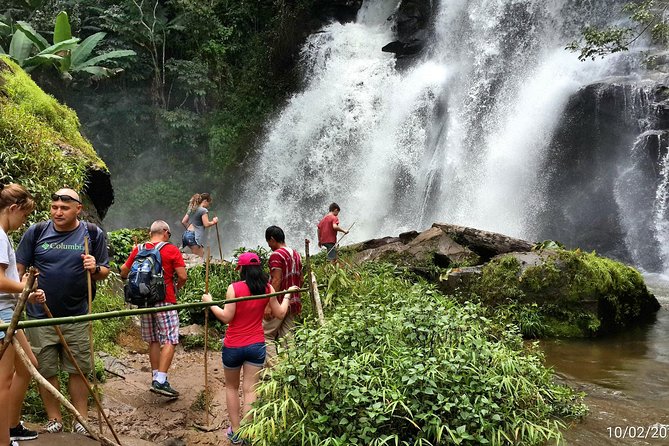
left=85, top=222, right=99, bottom=252
left=31, top=221, right=49, bottom=253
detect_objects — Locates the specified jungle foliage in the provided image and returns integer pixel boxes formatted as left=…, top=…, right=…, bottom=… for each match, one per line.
left=0, top=0, right=323, bottom=228
left=243, top=262, right=587, bottom=445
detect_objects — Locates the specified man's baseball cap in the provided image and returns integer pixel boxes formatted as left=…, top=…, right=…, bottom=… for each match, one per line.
left=236, top=252, right=261, bottom=270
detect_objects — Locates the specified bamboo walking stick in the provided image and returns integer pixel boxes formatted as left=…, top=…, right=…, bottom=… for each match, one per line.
left=0, top=267, right=36, bottom=361
left=42, top=303, right=122, bottom=444
left=326, top=222, right=356, bottom=257
left=304, top=240, right=324, bottom=324
left=215, top=222, right=223, bottom=260
left=11, top=337, right=119, bottom=446
left=84, top=237, right=103, bottom=433
left=204, top=247, right=211, bottom=425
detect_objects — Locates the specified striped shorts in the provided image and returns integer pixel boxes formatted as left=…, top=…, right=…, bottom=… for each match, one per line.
left=140, top=302, right=180, bottom=345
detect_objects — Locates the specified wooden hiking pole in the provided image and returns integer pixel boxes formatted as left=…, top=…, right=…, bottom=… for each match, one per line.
left=215, top=222, right=223, bottom=260
left=304, top=240, right=324, bottom=325
left=326, top=221, right=356, bottom=257
left=84, top=237, right=103, bottom=433
left=41, top=303, right=122, bottom=445
left=194, top=248, right=220, bottom=431
left=204, top=247, right=211, bottom=425
left=0, top=267, right=36, bottom=361
left=11, top=337, right=119, bottom=446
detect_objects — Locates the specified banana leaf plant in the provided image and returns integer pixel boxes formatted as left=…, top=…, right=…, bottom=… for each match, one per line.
left=2, top=11, right=135, bottom=78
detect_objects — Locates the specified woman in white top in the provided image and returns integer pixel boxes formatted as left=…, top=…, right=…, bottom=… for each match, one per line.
left=0, top=183, right=45, bottom=446
left=181, top=193, right=219, bottom=257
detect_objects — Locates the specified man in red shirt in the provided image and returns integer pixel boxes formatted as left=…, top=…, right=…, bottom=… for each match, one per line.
left=317, top=202, right=349, bottom=263
left=120, top=220, right=187, bottom=397
left=263, top=225, right=303, bottom=367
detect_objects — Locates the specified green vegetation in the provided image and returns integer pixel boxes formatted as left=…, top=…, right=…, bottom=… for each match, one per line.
left=1, top=0, right=324, bottom=227
left=91, top=278, right=130, bottom=355
left=469, top=249, right=657, bottom=337
left=568, top=1, right=669, bottom=60
left=244, top=262, right=586, bottom=445
left=106, top=227, right=150, bottom=270
left=0, top=55, right=106, bottom=225
left=1, top=11, right=136, bottom=77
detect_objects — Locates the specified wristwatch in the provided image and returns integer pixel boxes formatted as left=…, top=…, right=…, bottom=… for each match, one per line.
left=94, top=265, right=101, bottom=274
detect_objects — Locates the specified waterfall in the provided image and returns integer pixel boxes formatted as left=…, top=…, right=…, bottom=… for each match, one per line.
left=654, top=149, right=669, bottom=271
left=231, top=0, right=665, bottom=266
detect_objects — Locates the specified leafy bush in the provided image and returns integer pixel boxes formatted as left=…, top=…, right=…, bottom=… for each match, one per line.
left=91, top=277, right=129, bottom=355
left=178, top=263, right=237, bottom=327
left=244, top=263, right=586, bottom=445
left=106, top=227, right=149, bottom=270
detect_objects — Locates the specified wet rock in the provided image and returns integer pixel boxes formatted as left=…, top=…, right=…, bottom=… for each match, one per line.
left=431, top=223, right=533, bottom=261
left=382, top=0, right=434, bottom=59
left=179, top=323, right=204, bottom=338
left=439, top=266, right=482, bottom=295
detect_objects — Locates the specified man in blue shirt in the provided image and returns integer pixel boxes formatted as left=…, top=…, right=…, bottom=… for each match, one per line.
left=16, top=189, right=110, bottom=436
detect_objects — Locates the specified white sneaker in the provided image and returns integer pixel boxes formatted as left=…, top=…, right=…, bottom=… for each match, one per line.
left=11, top=440, right=19, bottom=446
left=72, top=421, right=88, bottom=435
left=44, top=418, right=63, bottom=433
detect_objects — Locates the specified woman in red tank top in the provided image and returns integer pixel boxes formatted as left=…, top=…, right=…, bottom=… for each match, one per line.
left=202, top=252, right=295, bottom=444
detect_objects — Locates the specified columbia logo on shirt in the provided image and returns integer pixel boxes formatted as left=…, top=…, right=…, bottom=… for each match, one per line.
left=40, top=242, right=84, bottom=251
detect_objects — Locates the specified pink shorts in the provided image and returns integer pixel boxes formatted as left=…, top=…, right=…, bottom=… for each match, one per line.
left=140, top=303, right=179, bottom=345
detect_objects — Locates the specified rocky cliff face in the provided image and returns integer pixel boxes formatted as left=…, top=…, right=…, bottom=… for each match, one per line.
left=540, top=75, right=669, bottom=270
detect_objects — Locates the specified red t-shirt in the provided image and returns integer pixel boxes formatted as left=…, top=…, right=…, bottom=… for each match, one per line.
left=318, top=213, right=339, bottom=244
left=123, top=242, right=185, bottom=304
left=269, top=247, right=303, bottom=313
left=224, top=281, right=270, bottom=348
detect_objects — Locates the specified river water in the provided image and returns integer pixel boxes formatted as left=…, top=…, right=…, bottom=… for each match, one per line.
left=543, top=273, right=669, bottom=444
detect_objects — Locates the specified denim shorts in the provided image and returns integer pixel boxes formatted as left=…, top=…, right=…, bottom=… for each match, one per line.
left=323, top=243, right=337, bottom=261
left=222, top=342, right=266, bottom=369
left=0, top=307, right=14, bottom=340
left=182, top=230, right=197, bottom=248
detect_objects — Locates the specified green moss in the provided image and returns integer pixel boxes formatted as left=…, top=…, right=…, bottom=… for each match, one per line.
left=466, top=250, right=656, bottom=337
left=473, top=255, right=525, bottom=304
left=0, top=56, right=107, bottom=225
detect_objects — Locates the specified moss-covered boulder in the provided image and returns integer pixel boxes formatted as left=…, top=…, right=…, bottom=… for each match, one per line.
left=0, top=56, right=113, bottom=223
left=468, top=249, right=661, bottom=337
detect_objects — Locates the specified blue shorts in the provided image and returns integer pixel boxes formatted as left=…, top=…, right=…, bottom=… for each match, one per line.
left=222, top=342, right=265, bottom=369
left=182, top=230, right=197, bottom=248
left=0, top=307, right=14, bottom=340
left=323, top=243, right=337, bottom=261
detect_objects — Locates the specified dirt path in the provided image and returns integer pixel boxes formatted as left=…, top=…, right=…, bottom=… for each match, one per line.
left=98, top=326, right=233, bottom=445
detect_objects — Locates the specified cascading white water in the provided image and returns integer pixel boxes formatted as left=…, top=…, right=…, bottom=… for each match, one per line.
left=232, top=0, right=637, bottom=255
left=653, top=149, right=669, bottom=270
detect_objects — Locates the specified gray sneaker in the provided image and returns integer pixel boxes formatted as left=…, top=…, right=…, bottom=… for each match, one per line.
left=150, top=380, right=179, bottom=397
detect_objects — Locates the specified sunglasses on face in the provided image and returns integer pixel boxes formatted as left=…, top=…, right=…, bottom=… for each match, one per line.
left=165, top=229, right=172, bottom=237
left=51, top=193, right=82, bottom=204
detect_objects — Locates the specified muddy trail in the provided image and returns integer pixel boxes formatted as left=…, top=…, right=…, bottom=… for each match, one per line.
left=94, top=324, right=232, bottom=445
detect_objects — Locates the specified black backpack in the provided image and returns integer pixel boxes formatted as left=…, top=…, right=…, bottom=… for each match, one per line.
left=123, top=242, right=167, bottom=308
